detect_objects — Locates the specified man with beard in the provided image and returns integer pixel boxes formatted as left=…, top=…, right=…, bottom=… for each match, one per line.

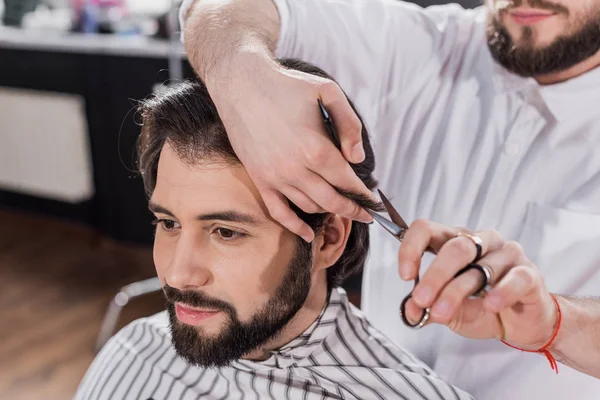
left=178, top=0, right=600, bottom=399
left=75, top=60, right=474, bottom=400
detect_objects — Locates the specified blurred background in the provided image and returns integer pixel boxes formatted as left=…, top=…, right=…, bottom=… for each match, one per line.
left=0, top=0, right=480, bottom=399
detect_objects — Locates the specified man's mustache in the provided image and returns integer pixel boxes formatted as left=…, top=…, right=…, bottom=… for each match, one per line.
left=163, top=284, right=237, bottom=317
left=498, top=0, right=569, bottom=15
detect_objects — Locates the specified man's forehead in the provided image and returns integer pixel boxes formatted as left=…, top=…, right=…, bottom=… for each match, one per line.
left=152, top=144, right=270, bottom=220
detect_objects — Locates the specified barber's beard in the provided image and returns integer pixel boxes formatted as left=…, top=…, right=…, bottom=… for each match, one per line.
left=164, top=239, right=313, bottom=368
left=487, top=0, right=600, bottom=77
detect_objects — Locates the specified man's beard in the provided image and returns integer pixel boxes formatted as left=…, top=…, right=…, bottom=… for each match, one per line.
left=487, top=1, right=600, bottom=77
left=164, top=239, right=313, bottom=368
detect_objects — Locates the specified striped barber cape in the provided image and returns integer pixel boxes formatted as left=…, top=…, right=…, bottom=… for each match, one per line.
left=75, top=288, right=474, bottom=400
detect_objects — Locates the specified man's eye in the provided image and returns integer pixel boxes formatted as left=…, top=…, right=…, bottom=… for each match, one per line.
left=153, top=219, right=180, bottom=232
left=215, top=228, right=246, bottom=241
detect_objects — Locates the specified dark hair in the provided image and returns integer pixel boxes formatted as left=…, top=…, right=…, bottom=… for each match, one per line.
left=137, top=59, right=382, bottom=289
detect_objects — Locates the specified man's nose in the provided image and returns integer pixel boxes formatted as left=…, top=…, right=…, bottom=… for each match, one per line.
left=164, top=232, right=212, bottom=291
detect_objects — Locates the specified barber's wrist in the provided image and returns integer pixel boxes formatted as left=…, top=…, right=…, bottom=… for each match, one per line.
left=546, top=294, right=569, bottom=362
left=204, top=47, right=277, bottom=95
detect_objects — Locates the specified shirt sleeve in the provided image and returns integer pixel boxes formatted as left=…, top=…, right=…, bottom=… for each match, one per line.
left=178, top=0, right=480, bottom=138
left=273, top=0, right=479, bottom=135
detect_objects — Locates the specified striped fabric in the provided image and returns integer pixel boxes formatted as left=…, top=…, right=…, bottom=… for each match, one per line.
left=75, top=288, right=474, bottom=400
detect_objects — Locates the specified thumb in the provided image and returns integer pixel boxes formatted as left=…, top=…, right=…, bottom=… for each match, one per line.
left=319, top=82, right=364, bottom=164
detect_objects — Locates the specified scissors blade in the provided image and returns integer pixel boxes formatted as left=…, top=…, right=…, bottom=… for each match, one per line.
left=318, top=101, right=408, bottom=241
left=377, top=189, right=409, bottom=229
left=368, top=210, right=405, bottom=238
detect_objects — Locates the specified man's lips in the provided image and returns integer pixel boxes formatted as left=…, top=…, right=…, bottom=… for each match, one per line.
left=175, top=303, right=221, bottom=325
left=508, top=9, right=557, bottom=24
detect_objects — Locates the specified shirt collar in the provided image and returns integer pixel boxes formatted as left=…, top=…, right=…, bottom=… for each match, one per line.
left=537, top=65, right=600, bottom=122
left=233, top=287, right=346, bottom=371
left=490, top=55, right=536, bottom=95
left=490, top=48, right=600, bottom=122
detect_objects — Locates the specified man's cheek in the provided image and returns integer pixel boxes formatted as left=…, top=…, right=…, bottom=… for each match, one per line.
left=153, top=240, right=171, bottom=276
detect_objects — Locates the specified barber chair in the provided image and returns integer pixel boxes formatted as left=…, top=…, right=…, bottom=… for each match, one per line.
left=95, top=276, right=162, bottom=352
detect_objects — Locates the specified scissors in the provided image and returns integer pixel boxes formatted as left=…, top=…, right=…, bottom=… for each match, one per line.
left=318, top=99, right=486, bottom=329
left=318, top=99, right=431, bottom=328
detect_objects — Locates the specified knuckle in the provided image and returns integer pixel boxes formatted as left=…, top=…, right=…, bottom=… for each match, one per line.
left=327, top=197, right=350, bottom=215
left=504, top=240, right=525, bottom=259
left=411, top=218, right=430, bottom=233
left=515, top=267, right=537, bottom=288
left=485, top=228, right=504, bottom=243
left=304, top=145, right=329, bottom=166
left=449, top=237, right=473, bottom=257
left=349, top=199, right=362, bottom=215
left=490, top=228, right=504, bottom=240
left=319, top=80, right=339, bottom=97
left=268, top=204, right=289, bottom=222
left=302, top=202, right=321, bottom=214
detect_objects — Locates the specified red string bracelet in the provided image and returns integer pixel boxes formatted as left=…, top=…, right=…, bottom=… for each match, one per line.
left=501, top=295, right=562, bottom=374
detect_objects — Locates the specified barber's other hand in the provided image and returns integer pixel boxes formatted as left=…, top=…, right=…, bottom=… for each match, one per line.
left=205, top=53, right=374, bottom=242
left=398, top=220, right=558, bottom=351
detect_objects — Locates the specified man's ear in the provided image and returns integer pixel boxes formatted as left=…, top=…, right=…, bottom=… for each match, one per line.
left=312, top=214, right=352, bottom=272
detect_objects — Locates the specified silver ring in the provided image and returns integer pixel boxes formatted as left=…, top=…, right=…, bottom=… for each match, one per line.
left=456, top=232, right=483, bottom=263
left=479, top=264, right=493, bottom=285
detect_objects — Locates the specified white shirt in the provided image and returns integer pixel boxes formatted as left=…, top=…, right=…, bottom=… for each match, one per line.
left=179, top=1, right=600, bottom=398
left=75, top=288, right=472, bottom=399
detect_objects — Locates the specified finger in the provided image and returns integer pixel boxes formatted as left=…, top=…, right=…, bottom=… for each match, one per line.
left=397, top=219, right=456, bottom=281
left=413, top=229, right=505, bottom=308
left=404, top=296, right=428, bottom=326
left=319, top=82, right=364, bottom=163
left=313, top=152, right=376, bottom=203
left=283, top=186, right=326, bottom=214
left=302, top=169, right=373, bottom=223
left=260, top=188, right=315, bottom=242
left=430, top=268, right=487, bottom=324
left=484, top=265, right=542, bottom=313
left=302, top=133, right=377, bottom=207
left=469, top=240, right=528, bottom=285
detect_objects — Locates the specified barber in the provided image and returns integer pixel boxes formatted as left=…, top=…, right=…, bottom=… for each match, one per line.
left=178, top=0, right=600, bottom=398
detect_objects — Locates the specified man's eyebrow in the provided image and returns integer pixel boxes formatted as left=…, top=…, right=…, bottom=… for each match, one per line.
left=148, top=201, right=174, bottom=217
left=148, top=202, right=261, bottom=225
left=197, top=211, right=261, bottom=225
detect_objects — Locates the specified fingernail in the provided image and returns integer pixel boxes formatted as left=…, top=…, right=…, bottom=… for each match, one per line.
left=432, top=300, right=450, bottom=318
left=367, top=191, right=378, bottom=203
left=361, top=215, right=374, bottom=224
left=399, top=265, right=411, bottom=280
left=302, top=232, right=314, bottom=243
left=413, top=286, right=432, bottom=305
left=351, top=143, right=365, bottom=163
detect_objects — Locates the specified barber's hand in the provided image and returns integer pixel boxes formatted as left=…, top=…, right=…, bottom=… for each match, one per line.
left=205, top=53, right=374, bottom=242
left=398, top=220, right=558, bottom=350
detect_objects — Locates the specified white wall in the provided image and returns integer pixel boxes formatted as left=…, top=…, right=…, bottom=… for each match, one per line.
left=0, top=87, right=94, bottom=203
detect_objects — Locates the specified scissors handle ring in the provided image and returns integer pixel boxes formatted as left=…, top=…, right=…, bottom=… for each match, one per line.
left=456, top=232, right=483, bottom=263
left=399, top=276, right=431, bottom=329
